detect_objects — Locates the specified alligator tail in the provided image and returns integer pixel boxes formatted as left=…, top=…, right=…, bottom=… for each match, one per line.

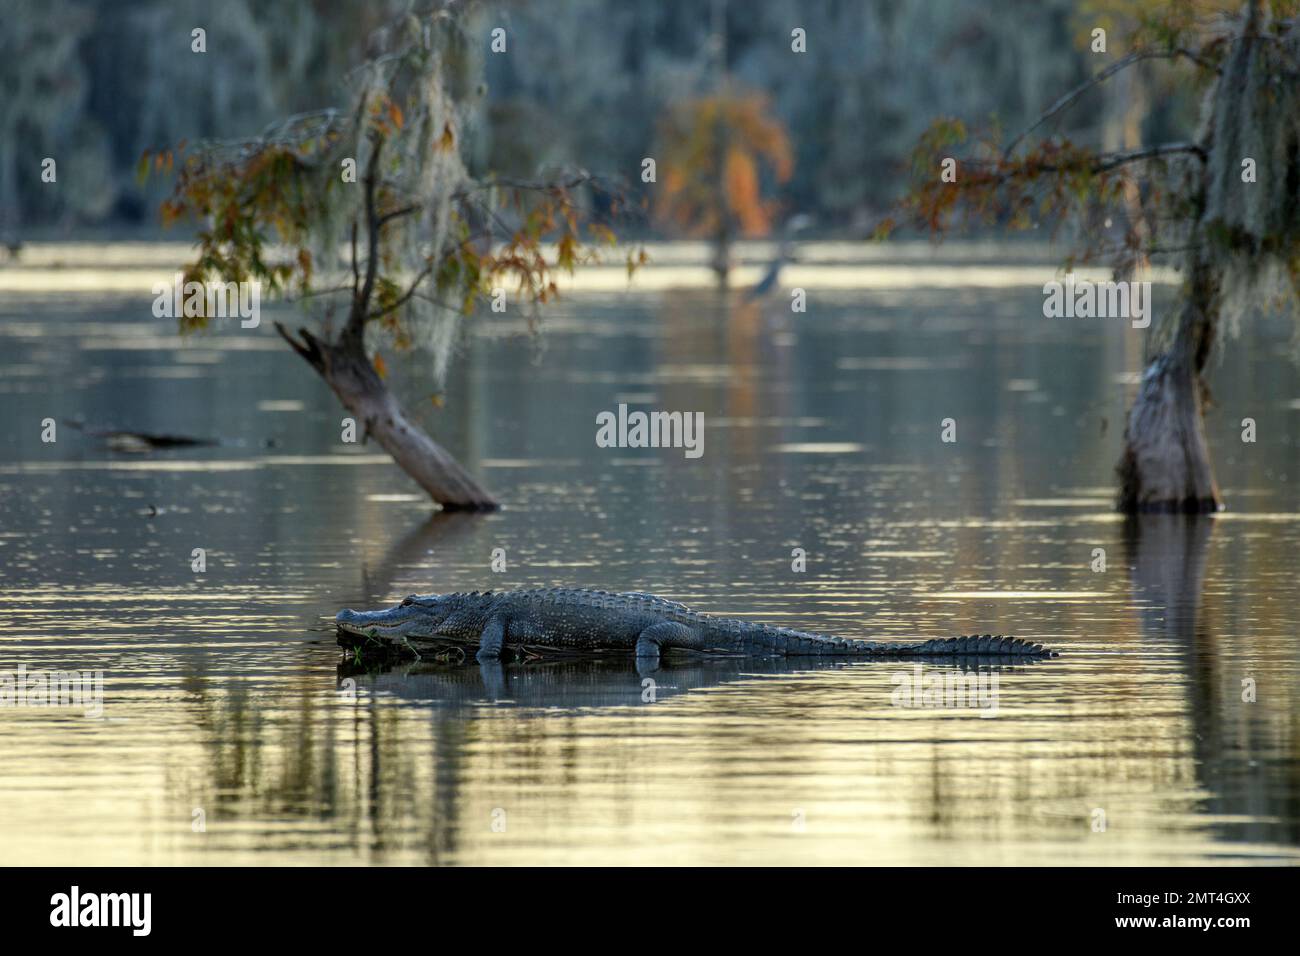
left=896, top=634, right=1055, bottom=657
left=760, top=629, right=1055, bottom=657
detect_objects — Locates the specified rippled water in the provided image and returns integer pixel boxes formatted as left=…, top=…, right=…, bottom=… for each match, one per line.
left=1, top=242, right=1298, bottom=864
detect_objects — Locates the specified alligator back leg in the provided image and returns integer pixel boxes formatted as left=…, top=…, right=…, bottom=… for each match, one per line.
left=634, top=621, right=698, bottom=666
left=475, top=616, right=507, bottom=663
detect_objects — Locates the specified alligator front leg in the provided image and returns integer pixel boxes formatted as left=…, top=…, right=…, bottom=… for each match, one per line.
left=634, top=621, right=696, bottom=668
left=475, top=616, right=507, bottom=663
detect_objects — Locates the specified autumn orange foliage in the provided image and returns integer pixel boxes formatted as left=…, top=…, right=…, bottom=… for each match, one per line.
left=657, top=92, right=794, bottom=240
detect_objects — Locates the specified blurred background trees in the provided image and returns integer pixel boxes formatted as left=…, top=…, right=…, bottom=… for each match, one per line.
left=4, top=0, right=1111, bottom=235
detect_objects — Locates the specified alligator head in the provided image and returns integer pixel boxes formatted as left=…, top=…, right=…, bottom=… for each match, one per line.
left=335, top=594, right=452, bottom=642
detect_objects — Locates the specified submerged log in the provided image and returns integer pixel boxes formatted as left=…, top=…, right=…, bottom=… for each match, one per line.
left=65, top=420, right=218, bottom=453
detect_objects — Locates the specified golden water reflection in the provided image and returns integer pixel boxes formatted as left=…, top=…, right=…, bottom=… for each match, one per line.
left=0, top=247, right=1297, bottom=864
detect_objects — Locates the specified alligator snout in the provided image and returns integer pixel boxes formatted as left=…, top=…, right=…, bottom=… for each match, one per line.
left=335, top=609, right=364, bottom=632
left=336, top=607, right=387, bottom=635
left=335, top=603, right=428, bottom=639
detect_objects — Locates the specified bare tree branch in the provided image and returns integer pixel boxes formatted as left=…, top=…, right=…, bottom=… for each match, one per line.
left=367, top=263, right=434, bottom=321
left=349, top=221, right=359, bottom=298
left=454, top=171, right=596, bottom=196
left=1005, top=49, right=1220, bottom=158
left=289, top=284, right=353, bottom=303
left=1092, top=141, right=1206, bottom=171
left=274, top=322, right=325, bottom=372
left=377, top=203, right=421, bottom=228
left=347, top=135, right=385, bottom=342
left=973, top=141, right=1205, bottom=182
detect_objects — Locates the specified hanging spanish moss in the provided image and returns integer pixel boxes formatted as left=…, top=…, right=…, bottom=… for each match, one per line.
left=1202, top=12, right=1300, bottom=342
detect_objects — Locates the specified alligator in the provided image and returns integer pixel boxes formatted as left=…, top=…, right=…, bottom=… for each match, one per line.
left=335, top=588, right=1056, bottom=664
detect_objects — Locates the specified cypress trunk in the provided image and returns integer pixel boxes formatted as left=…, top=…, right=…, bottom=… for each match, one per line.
left=1115, top=255, right=1223, bottom=514
left=276, top=322, right=499, bottom=511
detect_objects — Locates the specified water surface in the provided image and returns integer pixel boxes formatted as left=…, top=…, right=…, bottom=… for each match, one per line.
left=1, top=242, right=1298, bottom=864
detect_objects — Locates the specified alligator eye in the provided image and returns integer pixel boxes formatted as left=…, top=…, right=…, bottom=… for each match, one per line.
left=401, top=596, right=415, bottom=607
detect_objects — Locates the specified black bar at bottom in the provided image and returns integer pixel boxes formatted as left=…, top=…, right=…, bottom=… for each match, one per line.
left=0, top=866, right=1287, bottom=940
